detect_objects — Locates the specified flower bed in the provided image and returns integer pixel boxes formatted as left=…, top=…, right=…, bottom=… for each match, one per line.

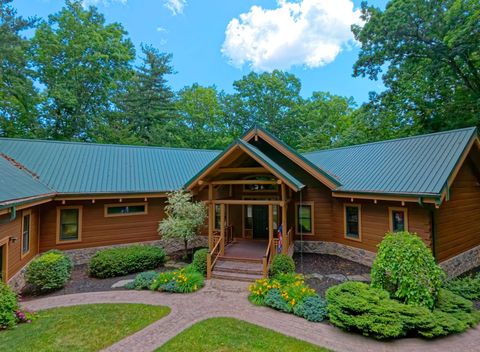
left=248, top=273, right=328, bottom=322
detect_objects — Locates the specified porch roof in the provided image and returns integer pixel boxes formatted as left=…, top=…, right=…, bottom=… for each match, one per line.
left=184, top=139, right=305, bottom=191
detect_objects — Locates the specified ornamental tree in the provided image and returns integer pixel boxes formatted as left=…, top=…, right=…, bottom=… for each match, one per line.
left=158, top=190, right=207, bottom=259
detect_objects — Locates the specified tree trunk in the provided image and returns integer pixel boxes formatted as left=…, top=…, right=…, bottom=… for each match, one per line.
left=184, top=239, right=189, bottom=260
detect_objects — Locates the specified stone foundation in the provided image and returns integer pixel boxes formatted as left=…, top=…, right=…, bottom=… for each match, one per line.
left=439, top=244, right=480, bottom=278
left=63, top=236, right=208, bottom=265
left=7, top=256, right=37, bottom=293
left=294, top=240, right=376, bottom=267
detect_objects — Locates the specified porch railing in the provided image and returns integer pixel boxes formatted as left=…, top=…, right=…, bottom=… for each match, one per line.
left=262, top=236, right=274, bottom=278
left=207, top=225, right=233, bottom=279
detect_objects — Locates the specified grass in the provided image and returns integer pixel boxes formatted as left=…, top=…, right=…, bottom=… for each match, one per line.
left=0, top=303, right=170, bottom=352
left=156, top=317, right=329, bottom=352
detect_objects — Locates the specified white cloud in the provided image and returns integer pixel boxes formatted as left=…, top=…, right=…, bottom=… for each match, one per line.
left=222, top=0, right=362, bottom=71
left=164, top=0, right=186, bottom=15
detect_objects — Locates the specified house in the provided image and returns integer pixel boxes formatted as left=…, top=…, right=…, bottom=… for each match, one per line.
left=0, top=126, right=479, bottom=288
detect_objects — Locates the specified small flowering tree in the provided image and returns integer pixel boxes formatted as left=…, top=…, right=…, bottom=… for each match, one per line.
left=158, top=190, right=207, bottom=259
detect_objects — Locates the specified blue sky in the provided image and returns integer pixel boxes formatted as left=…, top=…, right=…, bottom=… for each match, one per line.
left=14, top=0, right=387, bottom=104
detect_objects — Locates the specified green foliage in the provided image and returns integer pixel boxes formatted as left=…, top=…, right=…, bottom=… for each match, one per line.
left=371, top=231, right=445, bottom=309
left=30, top=0, right=135, bottom=141
left=445, top=273, right=480, bottom=300
left=192, top=248, right=208, bottom=276
left=26, top=250, right=72, bottom=292
left=150, top=267, right=204, bottom=293
left=158, top=190, right=207, bottom=258
left=352, top=0, right=480, bottom=134
left=0, top=281, right=18, bottom=329
left=88, top=245, right=165, bottom=278
left=248, top=273, right=317, bottom=320
left=125, top=271, right=158, bottom=290
left=326, top=282, right=480, bottom=340
left=269, top=254, right=295, bottom=277
left=293, top=295, right=328, bottom=322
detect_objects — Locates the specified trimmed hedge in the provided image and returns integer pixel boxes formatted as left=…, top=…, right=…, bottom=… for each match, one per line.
left=0, top=282, right=18, bottom=329
left=371, top=231, right=445, bottom=309
left=89, top=245, right=166, bottom=278
left=26, top=250, right=72, bottom=292
left=192, top=248, right=208, bottom=276
left=326, top=281, right=480, bottom=340
left=269, top=254, right=295, bottom=277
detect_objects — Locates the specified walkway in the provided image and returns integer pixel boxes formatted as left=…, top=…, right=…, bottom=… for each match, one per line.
left=22, top=280, right=480, bottom=352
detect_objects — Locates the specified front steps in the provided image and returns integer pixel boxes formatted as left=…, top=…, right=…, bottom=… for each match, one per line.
left=211, top=257, right=264, bottom=282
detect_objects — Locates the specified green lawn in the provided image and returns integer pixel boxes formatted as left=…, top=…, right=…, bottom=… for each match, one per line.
left=156, top=317, right=330, bottom=352
left=0, top=303, right=170, bottom=352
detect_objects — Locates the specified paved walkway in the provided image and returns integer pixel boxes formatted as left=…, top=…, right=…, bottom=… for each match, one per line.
left=22, top=280, right=480, bottom=352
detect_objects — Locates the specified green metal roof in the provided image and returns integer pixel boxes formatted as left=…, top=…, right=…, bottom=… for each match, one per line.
left=303, top=127, right=478, bottom=197
left=184, top=139, right=305, bottom=191
left=0, top=138, right=220, bottom=195
left=0, top=155, right=54, bottom=205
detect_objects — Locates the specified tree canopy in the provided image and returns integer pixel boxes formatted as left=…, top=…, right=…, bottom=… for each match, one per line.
left=0, top=0, right=478, bottom=152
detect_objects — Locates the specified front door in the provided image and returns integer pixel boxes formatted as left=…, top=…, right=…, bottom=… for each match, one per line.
left=252, top=205, right=268, bottom=239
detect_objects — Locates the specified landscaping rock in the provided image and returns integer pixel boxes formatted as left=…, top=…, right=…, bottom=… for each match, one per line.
left=346, top=274, right=370, bottom=282
left=111, top=279, right=134, bottom=288
left=164, top=261, right=188, bottom=269
left=324, top=274, right=348, bottom=282
left=306, top=273, right=324, bottom=280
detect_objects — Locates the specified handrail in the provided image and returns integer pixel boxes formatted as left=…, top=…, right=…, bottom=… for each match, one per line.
left=262, top=237, right=273, bottom=278
left=207, top=233, right=222, bottom=279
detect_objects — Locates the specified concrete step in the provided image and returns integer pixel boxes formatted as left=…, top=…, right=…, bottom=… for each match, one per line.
left=215, top=259, right=263, bottom=275
left=211, top=270, right=263, bottom=282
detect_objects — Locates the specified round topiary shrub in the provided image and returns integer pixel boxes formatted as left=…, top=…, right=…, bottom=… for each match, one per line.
left=26, top=250, right=72, bottom=293
left=371, top=231, right=445, bottom=309
left=269, top=254, right=295, bottom=277
left=88, top=245, right=166, bottom=278
left=0, top=281, right=18, bottom=329
left=192, top=248, right=208, bottom=276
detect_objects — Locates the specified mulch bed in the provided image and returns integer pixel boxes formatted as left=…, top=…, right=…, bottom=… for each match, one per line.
left=20, top=247, right=203, bottom=301
left=293, top=253, right=371, bottom=297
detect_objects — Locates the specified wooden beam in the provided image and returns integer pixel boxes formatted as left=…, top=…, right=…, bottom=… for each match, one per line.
left=216, top=167, right=267, bottom=174
left=220, top=203, right=225, bottom=255
left=268, top=204, right=274, bottom=245
left=332, top=192, right=438, bottom=204
left=212, top=200, right=283, bottom=206
left=281, top=183, right=288, bottom=255
left=210, top=180, right=278, bottom=185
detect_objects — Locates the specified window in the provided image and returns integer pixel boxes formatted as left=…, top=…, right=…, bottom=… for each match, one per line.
left=296, top=202, right=314, bottom=234
left=214, top=204, right=229, bottom=230
left=104, top=203, right=148, bottom=217
left=344, top=204, right=361, bottom=240
left=57, top=206, right=82, bottom=243
left=21, top=210, right=31, bottom=256
left=389, top=207, right=408, bottom=232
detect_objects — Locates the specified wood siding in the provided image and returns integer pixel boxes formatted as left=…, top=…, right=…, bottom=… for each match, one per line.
left=293, top=185, right=432, bottom=253
left=436, top=157, right=480, bottom=262
left=39, top=198, right=165, bottom=252
left=0, top=207, right=40, bottom=280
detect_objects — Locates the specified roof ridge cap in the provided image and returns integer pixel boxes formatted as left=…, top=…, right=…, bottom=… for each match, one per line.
left=303, top=127, right=477, bottom=155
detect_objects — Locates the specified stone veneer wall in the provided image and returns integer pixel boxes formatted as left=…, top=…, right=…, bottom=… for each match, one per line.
left=294, top=240, right=376, bottom=267
left=7, top=236, right=208, bottom=292
left=439, top=244, right=480, bottom=279
left=64, top=236, right=209, bottom=265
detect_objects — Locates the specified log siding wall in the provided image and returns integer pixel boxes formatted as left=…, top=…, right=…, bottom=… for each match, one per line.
left=436, top=158, right=480, bottom=262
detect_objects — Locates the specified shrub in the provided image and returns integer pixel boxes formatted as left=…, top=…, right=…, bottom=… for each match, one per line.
left=151, top=268, right=204, bottom=293
left=326, top=282, right=480, bottom=340
left=192, top=248, right=208, bottom=276
left=265, top=288, right=292, bottom=313
left=89, top=245, right=166, bottom=278
left=444, top=273, right=480, bottom=300
left=293, top=295, right=328, bottom=322
left=125, top=271, right=158, bottom=290
left=371, top=231, right=445, bottom=309
left=0, top=282, right=18, bottom=329
left=269, top=254, right=295, bottom=277
left=26, top=250, right=72, bottom=292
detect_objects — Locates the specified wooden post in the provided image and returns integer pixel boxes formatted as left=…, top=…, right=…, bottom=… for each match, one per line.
left=220, top=203, right=225, bottom=255
left=207, top=253, right=212, bottom=279
left=281, top=183, right=288, bottom=255
left=268, top=204, right=274, bottom=244
left=208, top=184, right=213, bottom=250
